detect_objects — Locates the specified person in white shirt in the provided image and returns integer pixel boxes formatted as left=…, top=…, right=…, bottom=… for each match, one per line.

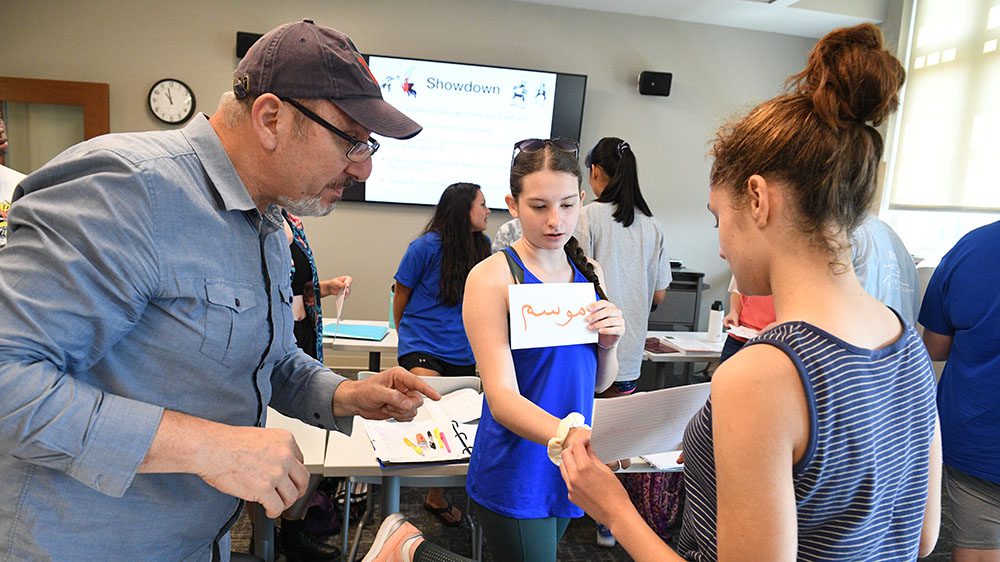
left=1, top=111, right=27, bottom=249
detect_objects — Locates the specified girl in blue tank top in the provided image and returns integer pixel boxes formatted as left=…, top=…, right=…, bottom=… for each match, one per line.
left=462, top=138, right=624, bottom=562
left=557, top=24, right=942, bottom=562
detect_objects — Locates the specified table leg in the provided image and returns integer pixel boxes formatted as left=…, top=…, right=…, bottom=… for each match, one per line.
left=381, top=475, right=401, bottom=515
left=250, top=503, right=275, bottom=562
left=368, top=351, right=381, bottom=372
left=655, top=362, right=667, bottom=389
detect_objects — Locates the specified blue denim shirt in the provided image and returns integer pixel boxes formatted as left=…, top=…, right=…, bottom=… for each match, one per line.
left=0, top=115, right=350, bottom=561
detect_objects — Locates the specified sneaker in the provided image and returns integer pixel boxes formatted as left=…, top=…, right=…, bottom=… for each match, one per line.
left=361, top=513, right=424, bottom=562
left=596, top=523, right=616, bottom=548
left=279, top=517, right=341, bottom=561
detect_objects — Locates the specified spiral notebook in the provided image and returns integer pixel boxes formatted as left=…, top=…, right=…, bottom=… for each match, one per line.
left=362, top=389, right=482, bottom=465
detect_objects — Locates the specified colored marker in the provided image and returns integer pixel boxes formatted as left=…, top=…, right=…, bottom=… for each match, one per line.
left=434, top=428, right=446, bottom=451
left=415, top=433, right=429, bottom=450
left=438, top=429, right=452, bottom=453
left=403, top=437, right=424, bottom=456
left=426, top=431, right=437, bottom=449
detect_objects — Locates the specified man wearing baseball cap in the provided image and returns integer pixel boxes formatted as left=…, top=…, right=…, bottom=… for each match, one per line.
left=0, top=20, right=433, bottom=561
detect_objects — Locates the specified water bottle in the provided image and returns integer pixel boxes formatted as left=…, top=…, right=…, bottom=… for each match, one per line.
left=388, top=284, right=396, bottom=329
left=707, top=300, right=724, bottom=342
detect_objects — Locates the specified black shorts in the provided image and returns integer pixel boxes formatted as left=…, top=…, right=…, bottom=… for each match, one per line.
left=398, top=352, right=477, bottom=377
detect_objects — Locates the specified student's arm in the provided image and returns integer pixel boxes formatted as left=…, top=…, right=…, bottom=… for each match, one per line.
left=921, top=330, right=952, bottom=362
left=562, top=345, right=805, bottom=562
left=393, top=282, right=412, bottom=326
left=561, top=442, right=685, bottom=562
left=724, top=290, right=742, bottom=328
left=463, top=255, right=562, bottom=444
left=319, top=275, right=352, bottom=299
left=712, top=344, right=806, bottom=561
left=590, top=260, right=624, bottom=393
left=652, top=289, right=667, bottom=306
left=919, top=416, right=942, bottom=557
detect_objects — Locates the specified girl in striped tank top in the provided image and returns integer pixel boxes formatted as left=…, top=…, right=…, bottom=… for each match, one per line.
left=559, top=23, right=941, bottom=561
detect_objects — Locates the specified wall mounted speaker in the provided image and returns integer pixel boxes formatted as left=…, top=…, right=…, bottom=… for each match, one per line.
left=236, top=32, right=263, bottom=58
left=638, top=71, right=672, bottom=96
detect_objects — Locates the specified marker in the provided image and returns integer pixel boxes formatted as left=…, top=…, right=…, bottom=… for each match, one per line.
left=403, top=437, right=424, bottom=456
left=434, top=428, right=446, bottom=451
left=438, top=429, right=452, bottom=453
left=426, top=431, right=437, bottom=449
left=415, top=433, right=429, bottom=450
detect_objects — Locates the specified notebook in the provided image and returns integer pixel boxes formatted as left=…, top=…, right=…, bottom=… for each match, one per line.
left=362, top=390, right=482, bottom=465
left=322, top=324, right=389, bottom=341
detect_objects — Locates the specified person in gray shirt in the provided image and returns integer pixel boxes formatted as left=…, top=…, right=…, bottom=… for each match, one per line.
left=0, top=20, right=439, bottom=561
left=577, top=137, right=672, bottom=392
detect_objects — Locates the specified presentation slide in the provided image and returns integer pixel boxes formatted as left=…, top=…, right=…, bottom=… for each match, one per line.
left=366, top=56, right=559, bottom=209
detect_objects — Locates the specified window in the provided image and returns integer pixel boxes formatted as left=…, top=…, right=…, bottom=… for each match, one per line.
left=883, top=0, right=1000, bottom=259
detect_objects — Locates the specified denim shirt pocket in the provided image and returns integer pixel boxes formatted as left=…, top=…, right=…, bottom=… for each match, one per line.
left=201, top=279, right=260, bottom=365
left=275, top=284, right=295, bottom=357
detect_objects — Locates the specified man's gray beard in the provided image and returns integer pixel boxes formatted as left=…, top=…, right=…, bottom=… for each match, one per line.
left=276, top=192, right=337, bottom=217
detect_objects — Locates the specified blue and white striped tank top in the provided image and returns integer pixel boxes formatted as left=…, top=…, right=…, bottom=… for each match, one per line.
left=677, top=318, right=937, bottom=561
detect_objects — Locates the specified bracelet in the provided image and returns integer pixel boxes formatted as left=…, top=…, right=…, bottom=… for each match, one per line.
left=546, top=412, right=590, bottom=466
left=597, top=340, right=617, bottom=350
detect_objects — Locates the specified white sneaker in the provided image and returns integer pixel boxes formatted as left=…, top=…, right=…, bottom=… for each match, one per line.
left=596, top=523, right=616, bottom=548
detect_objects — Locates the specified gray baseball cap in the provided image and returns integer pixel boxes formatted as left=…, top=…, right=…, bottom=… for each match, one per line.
left=233, top=19, right=422, bottom=140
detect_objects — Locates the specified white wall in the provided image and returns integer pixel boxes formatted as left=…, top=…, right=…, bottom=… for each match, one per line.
left=0, top=0, right=823, bottom=327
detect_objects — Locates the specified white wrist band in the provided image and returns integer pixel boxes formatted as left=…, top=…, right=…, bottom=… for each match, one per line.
left=547, top=412, right=590, bottom=466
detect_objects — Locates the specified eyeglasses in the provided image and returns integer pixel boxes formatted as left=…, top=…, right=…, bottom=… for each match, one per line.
left=280, top=97, right=379, bottom=163
left=511, top=138, right=579, bottom=165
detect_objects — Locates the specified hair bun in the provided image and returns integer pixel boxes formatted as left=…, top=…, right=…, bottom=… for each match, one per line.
left=788, top=23, right=905, bottom=127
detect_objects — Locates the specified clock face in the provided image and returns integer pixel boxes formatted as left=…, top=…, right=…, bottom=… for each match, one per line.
left=148, top=79, right=196, bottom=124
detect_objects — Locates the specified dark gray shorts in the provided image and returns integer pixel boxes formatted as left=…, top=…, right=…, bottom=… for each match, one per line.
left=944, top=464, right=1000, bottom=549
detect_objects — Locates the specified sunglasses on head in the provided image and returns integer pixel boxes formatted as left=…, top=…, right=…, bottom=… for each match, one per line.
left=511, top=138, right=579, bottom=164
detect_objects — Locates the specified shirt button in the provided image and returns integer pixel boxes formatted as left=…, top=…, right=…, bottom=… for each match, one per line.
left=313, top=412, right=321, bottom=419
left=235, top=298, right=241, bottom=307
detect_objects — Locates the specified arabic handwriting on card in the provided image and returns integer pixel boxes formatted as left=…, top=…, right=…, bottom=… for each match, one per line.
left=509, top=283, right=598, bottom=350
left=520, top=304, right=589, bottom=330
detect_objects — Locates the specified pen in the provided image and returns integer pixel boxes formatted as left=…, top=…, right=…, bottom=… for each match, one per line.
left=403, top=437, right=424, bottom=456
left=438, top=428, right=452, bottom=453
left=426, top=431, right=437, bottom=449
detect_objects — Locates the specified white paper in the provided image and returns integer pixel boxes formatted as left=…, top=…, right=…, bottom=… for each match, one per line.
left=640, top=450, right=685, bottom=472
left=508, top=283, right=598, bottom=350
left=727, top=325, right=759, bottom=340
left=363, top=418, right=478, bottom=464
left=590, top=383, right=711, bottom=463
left=360, top=389, right=482, bottom=464
left=438, top=388, right=484, bottom=423
left=658, top=335, right=725, bottom=354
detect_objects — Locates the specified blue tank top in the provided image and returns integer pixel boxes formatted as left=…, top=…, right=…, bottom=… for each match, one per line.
left=465, top=248, right=598, bottom=519
left=677, top=317, right=937, bottom=561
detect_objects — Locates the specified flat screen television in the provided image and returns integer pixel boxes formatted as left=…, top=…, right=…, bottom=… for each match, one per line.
left=343, top=54, right=587, bottom=209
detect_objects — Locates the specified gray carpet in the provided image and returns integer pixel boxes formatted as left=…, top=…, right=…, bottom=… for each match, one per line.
left=232, top=482, right=956, bottom=561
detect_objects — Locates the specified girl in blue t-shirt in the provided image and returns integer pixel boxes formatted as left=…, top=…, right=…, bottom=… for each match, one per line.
left=393, top=182, right=491, bottom=526
left=462, top=138, right=624, bottom=561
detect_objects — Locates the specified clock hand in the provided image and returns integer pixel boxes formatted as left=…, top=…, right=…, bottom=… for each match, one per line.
left=166, top=89, right=174, bottom=104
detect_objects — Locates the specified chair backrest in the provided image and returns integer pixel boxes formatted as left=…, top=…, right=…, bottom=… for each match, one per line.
left=356, top=372, right=481, bottom=395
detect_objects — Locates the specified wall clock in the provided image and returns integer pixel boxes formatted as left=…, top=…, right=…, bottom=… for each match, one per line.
left=148, top=78, right=196, bottom=124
